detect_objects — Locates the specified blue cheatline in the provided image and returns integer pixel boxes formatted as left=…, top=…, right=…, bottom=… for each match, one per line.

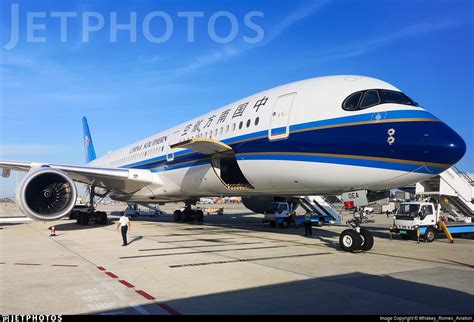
left=118, top=109, right=459, bottom=174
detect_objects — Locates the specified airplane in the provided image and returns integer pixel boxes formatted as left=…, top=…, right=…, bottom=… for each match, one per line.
left=0, top=75, right=466, bottom=252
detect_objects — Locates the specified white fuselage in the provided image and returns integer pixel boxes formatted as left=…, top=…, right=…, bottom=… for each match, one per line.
left=87, top=75, right=466, bottom=203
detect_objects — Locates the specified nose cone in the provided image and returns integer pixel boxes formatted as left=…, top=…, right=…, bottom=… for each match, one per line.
left=421, top=121, right=466, bottom=167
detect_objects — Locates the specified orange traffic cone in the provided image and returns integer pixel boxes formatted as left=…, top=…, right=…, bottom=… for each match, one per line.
left=50, top=226, right=56, bottom=237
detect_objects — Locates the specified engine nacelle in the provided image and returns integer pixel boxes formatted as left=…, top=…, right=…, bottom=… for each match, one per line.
left=242, top=196, right=299, bottom=214
left=16, top=167, right=77, bottom=221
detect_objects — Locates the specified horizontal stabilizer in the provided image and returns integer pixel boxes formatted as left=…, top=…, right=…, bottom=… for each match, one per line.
left=170, top=138, right=232, bottom=155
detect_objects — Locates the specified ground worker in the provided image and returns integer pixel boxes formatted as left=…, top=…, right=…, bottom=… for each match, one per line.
left=304, top=212, right=312, bottom=237
left=116, top=213, right=131, bottom=246
left=290, top=211, right=297, bottom=228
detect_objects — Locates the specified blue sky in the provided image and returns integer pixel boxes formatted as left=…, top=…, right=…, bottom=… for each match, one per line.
left=0, top=0, right=473, bottom=197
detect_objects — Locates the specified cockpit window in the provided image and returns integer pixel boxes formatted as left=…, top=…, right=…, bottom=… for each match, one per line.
left=343, top=92, right=363, bottom=111
left=342, top=89, right=419, bottom=111
left=378, top=90, right=418, bottom=106
left=359, top=90, right=380, bottom=109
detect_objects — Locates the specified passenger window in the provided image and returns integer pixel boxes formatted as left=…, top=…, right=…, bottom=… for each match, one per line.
left=214, top=129, right=218, bottom=136
left=219, top=127, right=223, bottom=135
left=246, top=119, right=251, bottom=128
left=239, top=121, right=243, bottom=130
left=225, top=125, right=229, bottom=133
left=255, top=117, right=259, bottom=126
left=232, top=123, right=236, bottom=131
left=359, top=90, right=380, bottom=109
left=343, top=92, right=363, bottom=111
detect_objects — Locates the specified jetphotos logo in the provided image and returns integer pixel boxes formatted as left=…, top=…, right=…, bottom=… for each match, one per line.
left=1, top=316, right=62, bottom=322
left=4, top=3, right=265, bottom=50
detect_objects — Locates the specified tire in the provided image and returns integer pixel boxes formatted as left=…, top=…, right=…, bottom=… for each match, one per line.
left=98, top=212, right=107, bottom=225
left=79, top=213, right=89, bottom=226
left=184, top=210, right=193, bottom=223
left=339, top=229, right=362, bottom=252
left=281, top=219, right=290, bottom=228
left=315, top=219, right=324, bottom=227
left=196, top=210, right=204, bottom=223
left=173, top=210, right=182, bottom=222
left=359, top=228, right=374, bottom=251
left=424, top=227, right=437, bottom=243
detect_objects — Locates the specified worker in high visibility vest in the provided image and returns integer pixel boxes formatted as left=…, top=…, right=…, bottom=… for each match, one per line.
left=304, top=212, right=312, bottom=237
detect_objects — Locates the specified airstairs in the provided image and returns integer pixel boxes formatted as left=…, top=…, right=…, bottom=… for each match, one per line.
left=416, top=167, right=474, bottom=221
left=297, top=196, right=343, bottom=224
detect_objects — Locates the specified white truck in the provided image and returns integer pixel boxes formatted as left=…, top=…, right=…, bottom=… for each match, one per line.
left=263, top=202, right=293, bottom=228
left=123, top=204, right=163, bottom=218
left=262, top=201, right=333, bottom=228
left=390, top=201, right=474, bottom=242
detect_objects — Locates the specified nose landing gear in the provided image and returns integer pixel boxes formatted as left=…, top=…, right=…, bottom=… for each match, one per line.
left=339, top=209, right=374, bottom=252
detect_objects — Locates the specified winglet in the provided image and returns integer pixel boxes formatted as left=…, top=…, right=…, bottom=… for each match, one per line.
left=82, top=117, right=97, bottom=163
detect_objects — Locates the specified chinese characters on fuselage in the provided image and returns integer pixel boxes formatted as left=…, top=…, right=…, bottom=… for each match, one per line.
left=181, top=96, right=270, bottom=138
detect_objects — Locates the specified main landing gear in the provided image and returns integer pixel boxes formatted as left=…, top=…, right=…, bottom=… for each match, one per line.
left=74, top=186, right=108, bottom=226
left=173, top=202, right=204, bottom=225
left=339, top=209, right=374, bottom=252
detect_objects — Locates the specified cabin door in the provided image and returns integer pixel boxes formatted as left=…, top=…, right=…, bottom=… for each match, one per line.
left=166, top=130, right=181, bottom=162
left=268, top=92, right=297, bottom=141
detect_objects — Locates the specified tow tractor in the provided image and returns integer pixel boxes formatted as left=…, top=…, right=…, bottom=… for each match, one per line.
left=173, top=204, right=205, bottom=224
left=390, top=201, right=474, bottom=242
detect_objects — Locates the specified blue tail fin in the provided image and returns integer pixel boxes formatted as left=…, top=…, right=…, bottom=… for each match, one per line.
left=82, top=117, right=97, bottom=163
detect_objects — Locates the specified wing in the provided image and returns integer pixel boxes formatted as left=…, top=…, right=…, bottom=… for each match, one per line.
left=0, top=160, right=159, bottom=194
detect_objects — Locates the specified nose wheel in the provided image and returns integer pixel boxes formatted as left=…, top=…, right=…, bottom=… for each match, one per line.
left=339, top=209, right=374, bottom=252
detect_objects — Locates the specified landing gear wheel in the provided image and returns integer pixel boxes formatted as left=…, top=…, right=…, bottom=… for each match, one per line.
left=339, top=229, right=362, bottom=252
left=195, top=210, right=204, bottom=224
left=79, top=213, right=89, bottom=226
left=98, top=212, right=107, bottom=225
left=184, top=210, right=193, bottom=223
left=315, top=219, right=324, bottom=227
left=173, top=210, right=182, bottom=222
left=359, top=228, right=374, bottom=251
left=424, top=227, right=437, bottom=243
left=281, top=219, right=290, bottom=228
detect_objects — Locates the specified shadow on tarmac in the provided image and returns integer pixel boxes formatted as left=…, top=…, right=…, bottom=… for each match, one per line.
left=95, top=270, right=474, bottom=315
left=127, top=235, right=143, bottom=245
